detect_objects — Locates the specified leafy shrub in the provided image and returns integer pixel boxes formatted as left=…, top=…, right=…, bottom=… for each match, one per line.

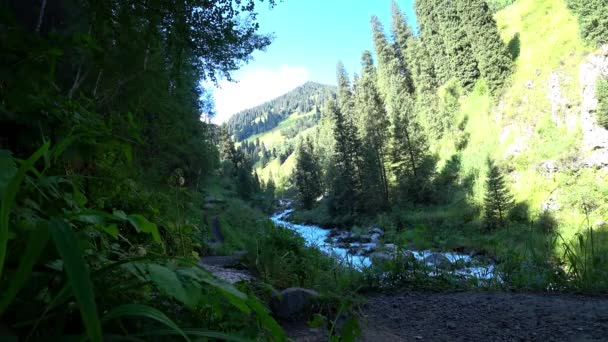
left=508, top=202, right=531, bottom=224
left=0, top=144, right=284, bottom=341
left=535, top=210, right=559, bottom=233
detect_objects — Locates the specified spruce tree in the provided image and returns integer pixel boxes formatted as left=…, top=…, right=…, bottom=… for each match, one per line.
left=415, top=0, right=451, bottom=85
left=484, top=158, right=513, bottom=230
left=336, top=61, right=355, bottom=116
left=458, top=0, right=513, bottom=94
left=371, top=16, right=413, bottom=98
left=436, top=0, right=480, bottom=91
left=219, top=124, right=236, bottom=161
left=391, top=0, right=414, bottom=64
left=353, top=51, right=390, bottom=208
left=294, top=137, right=323, bottom=210
left=388, top=94, right=432, bottom=202
left=326, top=99, right=361, bottom=217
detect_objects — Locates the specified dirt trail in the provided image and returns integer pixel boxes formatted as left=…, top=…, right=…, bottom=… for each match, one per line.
left=359, top=291, right=608, bottom=342
left=283, top=291, right=608, bottom=341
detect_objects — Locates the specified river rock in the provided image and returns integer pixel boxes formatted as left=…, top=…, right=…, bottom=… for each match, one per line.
left=349, top=242, right=376, bottom=256
left=370, top=233, right=382, bottom=243
left=369, top=226, right=384, bottom=235
left=271, top=288, right=319, bottom=320
left=423, top=253, right=452, bottom=269
left=370, top=252, right=392, bottom=263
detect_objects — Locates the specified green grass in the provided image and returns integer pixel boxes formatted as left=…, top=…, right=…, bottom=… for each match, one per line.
left=426, top=0, right=598, bottom=238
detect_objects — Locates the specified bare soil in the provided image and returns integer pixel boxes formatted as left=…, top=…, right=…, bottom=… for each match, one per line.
left=284, top=291, right=608, bottom=341
left=358, top=291, right=608, bottom=342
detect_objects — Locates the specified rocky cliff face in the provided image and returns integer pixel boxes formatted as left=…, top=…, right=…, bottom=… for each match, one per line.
left=580, top=45, right=608, bottom=169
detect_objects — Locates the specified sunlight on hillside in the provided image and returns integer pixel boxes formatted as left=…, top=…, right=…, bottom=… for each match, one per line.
left=453, top=0, right=595, bottom=238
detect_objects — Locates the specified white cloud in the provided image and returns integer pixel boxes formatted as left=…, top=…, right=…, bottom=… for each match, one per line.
left=211, top=65, right=309, bottom=124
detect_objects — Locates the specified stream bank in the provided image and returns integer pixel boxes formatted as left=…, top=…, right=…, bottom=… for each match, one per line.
left=271, top=206, right=497, bottom=281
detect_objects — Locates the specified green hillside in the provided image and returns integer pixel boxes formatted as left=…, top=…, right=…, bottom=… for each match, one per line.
left=226, top=81, right=335, bottom=141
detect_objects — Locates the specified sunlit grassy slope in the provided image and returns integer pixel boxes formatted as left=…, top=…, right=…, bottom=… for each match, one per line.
left=444, top=0, right=601, bottom=240
left=249, top=110, right=317, bottom=190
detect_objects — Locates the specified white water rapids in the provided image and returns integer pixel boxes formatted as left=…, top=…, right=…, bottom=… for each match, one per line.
left=271, top=208, right=498, bottom=281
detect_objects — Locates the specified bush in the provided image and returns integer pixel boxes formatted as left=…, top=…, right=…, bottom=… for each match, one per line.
left=535, top=210, right=559, bottom=233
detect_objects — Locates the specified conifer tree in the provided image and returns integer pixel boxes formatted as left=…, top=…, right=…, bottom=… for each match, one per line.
left=484, top=158, right=513, bottom=230
left=388, top=95, right=432, bottom=202
left=294, top=137, right=322, bottom=210
left=326, top=99, right=361, bottom=217
left=437, top=0, right=480, bottom=91
left=353, top=51, right=390, bottom=208
left=336, top=61, right=355, bottom=116
left=458, top=0, right=513, bottom=94
left=415, top=0, right=451, bottom=85
left=219, top=124, right=236, bottom=161
left=391, top=0, right=414, bottom=64
left=566, top=0, right=608, bottom=46
left=371, top=16, right=413, bottom=98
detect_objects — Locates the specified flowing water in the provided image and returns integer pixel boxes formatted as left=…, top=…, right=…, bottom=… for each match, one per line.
left=271, top=208, right=497, bottom=280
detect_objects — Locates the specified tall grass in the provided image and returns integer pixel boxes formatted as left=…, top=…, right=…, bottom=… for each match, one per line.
left=561, top=223, right=608, bottom=293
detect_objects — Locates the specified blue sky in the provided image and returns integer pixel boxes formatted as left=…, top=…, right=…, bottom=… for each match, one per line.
left=211, top=0, right=417, bottom=123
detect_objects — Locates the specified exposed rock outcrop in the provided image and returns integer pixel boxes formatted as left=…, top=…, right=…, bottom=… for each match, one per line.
left=580, top=45, right=608, bottom=169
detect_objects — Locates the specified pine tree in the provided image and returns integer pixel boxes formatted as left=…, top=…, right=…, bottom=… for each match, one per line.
left=391, top=0, right=414, bottom=65
left=371, top=16, right=413, bottom=98
left=388, top=94, right=432, bottom=202
left=326, top=98, right=361, bottom=217
left=353, top=51, right=390, bottom=209
left=294, top=137, right=322, bottom=210
left=336, top=61, right=355, bottom=116
left=219, top=124, right=236, bottom=161
left=265, top=176, right=276, bottom=200
left=484, top=158, right=513, bottom=230
left=415, top=0, right=451, bottom=85
left=458, top=0, right=513, bottom=94
left=436, top=0, right=480, bottom=91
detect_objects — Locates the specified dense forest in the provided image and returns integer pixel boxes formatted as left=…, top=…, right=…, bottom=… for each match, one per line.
left=2, top=0, right=608, bottom=340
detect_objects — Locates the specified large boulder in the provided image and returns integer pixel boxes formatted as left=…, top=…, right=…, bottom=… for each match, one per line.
left=271, top=288, right=319, bottom=320
left=423, top=253, right=452, bottom=269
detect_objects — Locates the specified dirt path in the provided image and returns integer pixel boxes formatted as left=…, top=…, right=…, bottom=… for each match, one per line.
left=359, top=291, right=608, bottom=342
left=199, top=252, right=253, bottom=284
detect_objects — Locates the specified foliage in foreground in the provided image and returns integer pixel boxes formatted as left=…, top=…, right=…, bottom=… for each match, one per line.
left=0, top=144, right=284, bottom=340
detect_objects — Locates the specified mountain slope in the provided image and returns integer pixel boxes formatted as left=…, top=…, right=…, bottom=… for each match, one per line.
left=227, top=81, right=336, bottom=141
